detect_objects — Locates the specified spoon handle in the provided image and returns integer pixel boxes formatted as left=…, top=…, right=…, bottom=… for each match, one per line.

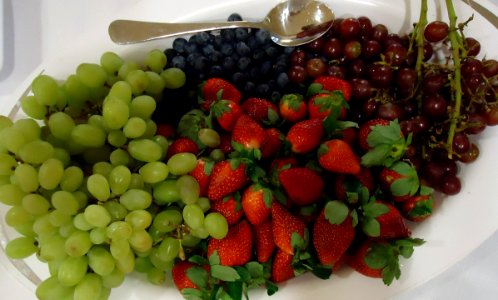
left=108, top=19, right=263, bottom=44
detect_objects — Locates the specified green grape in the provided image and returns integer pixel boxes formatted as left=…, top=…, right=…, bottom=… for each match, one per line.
left=98, top=287, right=111, bottom=300
left=198, top=128, right=220, bottom=148
left=20, top=95, right=47, bottom=120
left=0, top=116, right=13, bottom=131
left=204, top=212, right=229, bottom=239
left=143, top=119, right=158, bottom=139
left=144, top=71, right=166, bottom=95
left=64, top=74, right=90, bottom=107
left=147, top=267, right=165, bottom=285
left=65, top=138, right=86, bottom=155
left=33, top=213, right=57, bottom=236
left=110, top=238, right=130, bottom=260
left=5, top=205, right=33, bottom=227
left=108, top=165, right=131, bottom=195
left=22, top=193, right=50, bottom=215
left=197, top=197, right=211, bottom=212
left=5, top=236, right=37, bottom=259
left=39, top=158, right=64, bottom=190
left=88, top=246, right=115, bottom=276
left=167, top=152, right=198, bottom=175
left=109, top=148, right=130, bottom=166
left=152, top=209, right=182, bottom=233
left=152, top=135, right=168, bottom=155
left=89, top=227, right=107, bottom=244
left=139, top=161, right=169, bottom=184
left=107, top=130, right=127, bottom=147
left=49, top=209, right=71, bottom=227
left=0, top=153, right=16, bottom=176
left=134, top=248, right=152, bottom=258
left=118, top=61, right=139, bottom=81
left=176, top=175, right=200, bottom=204
left=14, top=221, right=36, bottom=237
left=134, top=256, right=154, bottom=273
left=149, top=247, right=174, bottom=271
left=0, top=126, right=28, bottom=154
left=39, top=234, right=67, bottom=261
left=127, top=139, right=162, bottom=162
left=48, top=258, right=64, bottom=276
left=48, top=112, right=75, bottom=140
left=0, top=183, right=27, bottom=205
left=73, top=191, right=88, bottom=209
left=157, top=237, right=180, bottom=262
left=60, top=166, right=84, bottom=192
left=209, top=148, right=225, bottom=162
left=93, top=161, right=114, bottom=178
left=106, top=221, right=133, bottom=240
left=100, top=51, right=124, bottom=75
left=129, top=173, right=144, bottom=190
left=181, top=234, right=201, bottom=247
left=153, top=179, right=180, bottom=204
left=53, top=147, right=71, bottom=167
left=115, top=246, right=135, bottom=274
left=102, top=200, right=128, bottom=221
left=161, top=68, right=186, bottom=89
left=76, top=63, right=107, bottom=88
left=125, top=209, right=152, bottom=230
left=71, top=124, right=106, bottom=148
left=144, top=49, right=167, bottom=73
left=0, top=175, right=10, bottom=186
left=58, top=255, right=88, bottom=286
left=51, top=191, right=79, bottom=215
left=119, top=189, right=152, bottom=210
left=84, top=204, right=112, bottom=228
left=102, top=267, right=125, bottom=288
left=128, top=229, right=153, bottom=252
left=73, top=213, right=93, bottom=231
left=59, top=222, right=77, bottom=238
left=129, top=95, right=156, bottom=119
left=32, top=74, right=59, bottom=106
left=190, top=226, right=209, bottom=239
left=87, top=115, right=110, bottom=132
left=108, top=81, right=132, bottom=104
left=123, top=117, right=147, bottom=138
left=65, top=230, right=92, bottom=257
left=36, top=276, right=75, bottom=300
left=126, top=69, right=149, bottom=95
left=87, top=174, right=111, bottom=202
left=182, top=204, right=204, bottom=229
left=102, top=98, right=129, bottom=130
left=13, top=118, right=41, bottom=142
left=73, top=273, right=103, bottom=300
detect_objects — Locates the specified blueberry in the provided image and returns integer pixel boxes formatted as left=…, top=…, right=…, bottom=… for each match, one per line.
left=284, top=46, right=296, bottom=55
left=193, top=56, right=209, bottom=71
left=222, top=56, right=236, bottom=71
left=244, top=81, right=256, bottom=93
left=171, top=56, right=186, bottom=69
left=260, top=61, right=272, bottom=77
left=265, top=46, right=278, bottom=58
left=209, top=50, right=223, bottom=64
left=274, top=61, right=287, bottom=74
left=235, top=28, right=249, bottom=41
left=202, top=44, right=215, bottom=56
left=255, top=29, right=271, bottom=45
left=184, top=42, right=199, bottom=55
left=237, top=57, right=251, bottom=71
left=271, top=90, right=282, bottom=102
left=249, top=66, right=259, bottom=79
left=256, top=83, right=270, bottom=96
left=236, top=41, right=250, bottom=56
left=227, top=13, right=243, bottom=22
left=164, top=49, right=177, bottom=62
left=276, top=72, right=289, bottom=88
left=194, top=32, right=211, bottom=45
left=209, top=65, right=223, bottom=77
left=172, top=38, right=188, bottom=53
left=251, top=49, right=266, bottom=61
left=247, top=36, right=258, bottom=50
left=232, top=72, right=247, bottom=85
left=221, top=29, right=235, bottom=42
left=220, top=43, right=234, bottom=56
left=213, top=35, right=223, bottom=48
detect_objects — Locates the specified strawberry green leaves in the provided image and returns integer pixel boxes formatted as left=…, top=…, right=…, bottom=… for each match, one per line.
left=324, top=200, right=349, bottom=225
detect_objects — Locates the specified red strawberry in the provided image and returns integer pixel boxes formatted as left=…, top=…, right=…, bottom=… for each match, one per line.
left=312, top=76, right=351, bottom=101
left=207, top=160, right=249, bottom=200
left=308, top=92, right=347, bottom=120
left=260, top=128, right=283, bottom=159
left=200, top=78, right=241, bottom=111
left=166, top=137, right=199, bottom=159
left=218, top=133, right=233, bottom=154
left=279, top=94, right=307, bottom=123
left=357, top=118, right=390, bottom=151
left=231, top=115, right=267, bottom=151
left=313, top=208, right=355, bottom=267
left=241, top=97, right=279, bottom=124
left=241, top=184, right=272, bottom=225
left=156, top=123, right=175, bottom=139
left=378, top=161, right=419, bottom=202
left=271, top=249, right=295, bottom=283
left=269, top=156, right=299, bottom=186
left=212, top=100, right=243, bottom=132
left=375, top=200, right=411, bottom=239
left=271, top=202, right=306, bottom=255
left=189, top=158, right=214, bottom=197
left=278, top=167, right=323, bottom=206
left=334, top=167, right=374, bottom=201
left=317, top=139, right=361, bottom=175
left=339, top=127, right=357, bottom=146
left=210, top=195, right=243, bottom=225
left=401, top=187, right=434, bottom=222
left=347, top=240, right=383, bottom=279
left=253, top=220, right=276, bottom=263
left=171, top=261, right=203, bottom=291
left=286, top=119, right=324, bottom=154
left=207, top=220, right=252, bottom=266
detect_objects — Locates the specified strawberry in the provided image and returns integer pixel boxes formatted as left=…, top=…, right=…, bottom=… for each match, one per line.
left=271, top=249, right=295, bottom=283
left=207, top=220, right=252, bottom=266
left=278, top=167, right=323, bottom=206
left=260, top=128, right=283, bottom=159
left=156, top=123, right=175, bottom=139
left=378, top=161, right=420, bottom=202
left=241, top=184, right=273, bottom=225
left=218, top=133, right=233, bottom=154
left=171, top=261, right=203, bottom=291
left=333, top=167, right=374, bottom=201
left=253, top=220, right=276, bottom=263
left=286, top=119, right=324, bottom=154
left=210, top=195, right=243, bottom=225
left=212, top=99, right=243, bottom=132
left=375, top=200, right=411, bottom=239
left=310, top=76, right=352, bottom=101
left=189, top=158, right=214, bottom=197
left=313, top=207, right=355, bottom=267
left=241, top=97, right=279, bottom=125
left=166, top=137, right=199, bottom=159
left=279, top=93, right=307, bottom=123
left=318, top=139, right=361, bottom=175
left=339, top=127, right=357, bottom=147
left=269, top=156, right=299, bottom=186
left=401, top=186, right=434, bottom=222
left=308, top=92, right=347, bottom=120
left=271, top=202, right=306, bottom=255
left=357, top=118, right=391, bottom=151
left=207, top=159, right=250, bottom=200
left=347, top=240, right=383, bottom=279
left=231, top=115, right=267, bottom=151
left=200, top=78, right=241, bottom=112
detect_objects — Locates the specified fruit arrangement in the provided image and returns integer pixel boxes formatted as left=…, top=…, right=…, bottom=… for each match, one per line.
left=0, top=1, right=497, bottom=300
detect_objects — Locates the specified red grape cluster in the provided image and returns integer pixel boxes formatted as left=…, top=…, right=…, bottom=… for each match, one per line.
left=287, top=17, right=498, bottom=195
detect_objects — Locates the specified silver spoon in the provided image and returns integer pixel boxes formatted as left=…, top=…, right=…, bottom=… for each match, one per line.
left=108, top=0, right=334, bottom=47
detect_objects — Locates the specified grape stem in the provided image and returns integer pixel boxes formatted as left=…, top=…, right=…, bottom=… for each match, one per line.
left=415, top=0, right=428, bottom=80
left=445, top=0, right=463, bottom=159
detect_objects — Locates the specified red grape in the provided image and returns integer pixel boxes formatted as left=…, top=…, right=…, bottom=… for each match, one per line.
left=424, top=21, right=449, bottom=43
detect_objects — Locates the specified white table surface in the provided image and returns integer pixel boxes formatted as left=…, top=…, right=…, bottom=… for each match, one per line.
left=1, top=0, right=497, bottom=299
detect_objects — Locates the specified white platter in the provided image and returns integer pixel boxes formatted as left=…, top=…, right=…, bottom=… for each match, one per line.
left=1, top=0, right=498, bottom=299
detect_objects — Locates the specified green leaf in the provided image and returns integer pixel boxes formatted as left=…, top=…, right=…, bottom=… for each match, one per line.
left=262, top=188, right=273, bottom=208
left=189, top=255, right=209, bottom=266
left=420, top=185, right=434, bottom=196
left=209, top=251, right=221, bottom=266
left=234, top=266, right=251, bottom=282
left=265, top=281, right=279, bottom=296
left=310, top=265, right=332, bottom=279
left=381, top=260, right=401, bottom=286
left=306, top=83, right=325, bottom=96
left=324, top=200, right=349, bottom=225
left=390, top=177, right=416, bottom=197
left=267, top=108, right=280, bottom=124
left=351, top=209, right=359, bottom=227
left=360, top=144, right=391, bottom=167
left=203, top=159, right=215, bottom=175
left=291, top=232, right=306, bottom=250
left=362, top=217, right=381, bottom=237
left=364, top=243, right=390, bottom=269
left=182, top=288, right=205, bottom=300
left=211, top=265, right=241, bottom=282
left=229, top=158, right=241, bottom=170
left=367, top=120, right=403, bottom=147
left=362, top=202, right=389, bottom=218
left=245, top=261, right=264, bottom=278
left=226, top=281, right=243, bottom=300
left=186, top=266, right=209, bottom=290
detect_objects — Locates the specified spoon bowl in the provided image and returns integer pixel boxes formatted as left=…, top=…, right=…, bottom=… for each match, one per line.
left=108, top=0, right=334, bottom=47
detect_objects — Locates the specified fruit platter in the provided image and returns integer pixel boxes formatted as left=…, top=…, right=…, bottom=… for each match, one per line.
left=0, top=0, right=497, bottom=299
